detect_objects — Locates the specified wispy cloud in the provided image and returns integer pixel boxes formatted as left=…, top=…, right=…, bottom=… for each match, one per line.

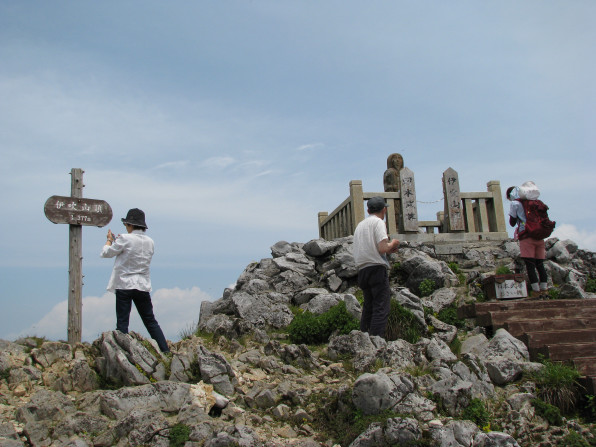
left=296, top=143, right=325, bottom=152
left=152, top=160, right=190, bottom=171
left=200, top=156, right=236, bottom=169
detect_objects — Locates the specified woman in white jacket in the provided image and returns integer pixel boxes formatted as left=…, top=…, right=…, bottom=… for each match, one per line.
left=101, top=208, right=170, bottom=353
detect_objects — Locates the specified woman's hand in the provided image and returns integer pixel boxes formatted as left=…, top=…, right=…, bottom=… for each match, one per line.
left=106, top=229, right=116, bottom=245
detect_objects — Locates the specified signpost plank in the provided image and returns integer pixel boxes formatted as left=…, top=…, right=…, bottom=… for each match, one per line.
left=44, top=196, right=112, bottom=227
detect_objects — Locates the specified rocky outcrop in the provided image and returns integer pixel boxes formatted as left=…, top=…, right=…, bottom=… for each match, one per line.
left=1, top=237, right=595, bottom=446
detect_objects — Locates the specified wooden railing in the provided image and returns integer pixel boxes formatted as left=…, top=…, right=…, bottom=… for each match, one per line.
left=318, top=171, right=508, bottom=243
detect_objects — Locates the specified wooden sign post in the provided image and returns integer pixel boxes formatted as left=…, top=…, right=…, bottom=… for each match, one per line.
left=44, top=169, right=113, bottom=344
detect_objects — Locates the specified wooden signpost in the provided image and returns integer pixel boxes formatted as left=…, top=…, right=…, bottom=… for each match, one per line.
left=44, top=169, right=113, bottom=344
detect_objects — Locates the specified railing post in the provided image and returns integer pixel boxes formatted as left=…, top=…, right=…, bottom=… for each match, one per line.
left=350, top=180, right=365, bottom=233
left=487, top=180, right=507, bottom=233
left=318, top=212, right=328, bottom=238
left=477, top=199, right=490, bottom=232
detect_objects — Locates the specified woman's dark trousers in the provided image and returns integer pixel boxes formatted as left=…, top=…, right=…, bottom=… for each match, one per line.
left=115, top=289, right=170, bottom=352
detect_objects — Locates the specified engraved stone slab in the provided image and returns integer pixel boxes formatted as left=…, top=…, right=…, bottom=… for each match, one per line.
left=443, top=168, right=465, bottom=231
left=434, top=244, right=464, bottom=255
left=399, top=167, right=418, bottom=232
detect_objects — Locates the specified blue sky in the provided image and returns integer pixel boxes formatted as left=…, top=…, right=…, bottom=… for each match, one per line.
left=1, top=1, right=595, bottom=343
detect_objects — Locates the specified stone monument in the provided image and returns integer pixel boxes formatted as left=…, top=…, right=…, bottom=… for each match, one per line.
left=383, top=153, right=404, bottom=231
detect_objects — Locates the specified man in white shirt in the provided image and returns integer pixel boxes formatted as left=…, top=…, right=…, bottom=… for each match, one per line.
left=353, top=197, right=399, bottom=338
left=101, top=208, right=170, bottom=353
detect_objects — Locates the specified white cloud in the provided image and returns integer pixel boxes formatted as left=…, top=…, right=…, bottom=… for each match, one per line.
left=12, top=286, right=213, bottom=344
left=551, top=224, right=596, bottom=252
left=152, top=161, right=190, bottom=171
left=201, top=156, right=236, bottom=169
left=296, top=143, right=324, bottom=151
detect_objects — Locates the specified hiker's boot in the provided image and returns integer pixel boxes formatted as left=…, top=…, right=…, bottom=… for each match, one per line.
left=529, top=290, right=542, bottom=300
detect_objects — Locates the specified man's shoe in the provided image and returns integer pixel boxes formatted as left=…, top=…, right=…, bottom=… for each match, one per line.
left=528, top=290, right=542, bottom=300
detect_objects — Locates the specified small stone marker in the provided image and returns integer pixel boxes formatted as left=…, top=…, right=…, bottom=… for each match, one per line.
left=443, top=167, right=465, bottom=231
left=399, top=167, right=418, bottom=232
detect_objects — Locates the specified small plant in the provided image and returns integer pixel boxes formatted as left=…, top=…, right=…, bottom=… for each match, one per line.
left=188, top=358, right=202, bottom=382
left=0, top=368, right=10, bottom=382
left=548, top=287, right=561, bottom=300
left=287, top=301, right=359, bottom=345
left=309, top=388, right=406, bottom=447
left=530, top=357, right=582, bottom=413
left=168, top=423, right=191, bottom=447
left=418, top=279, right=436, bottom=297
left=404, top=364, right=433, bottom=378
left=448, top=262, right=461, bottom=274
left=354, top=289, right=364, bottom=305
left=436, top=303, right=465, bottom=329
left=457, top=272, right=467, bottom=286
left=557, top=430, right=592, bottom=447
left=96, top=372, right=124, bottom=390
left=449, top=336, right=462, bottom=356
left=178, top=321, right=198, bottom=340
left=495, top=265, right=512, bottom=275
left=460, top=398, right=490, bottom=428
left=385, top=300, right=424, bottom=343
left=586, top=278, right=596, bottom=293
left=532, top=398, right=563, bottom=426
left=390, top=262, right=403, bottom=280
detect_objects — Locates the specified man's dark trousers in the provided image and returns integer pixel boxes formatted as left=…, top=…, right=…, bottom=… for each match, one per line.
left=115, top=289, right=169, bottom=352
left=357, top=265, right=391, bottom=337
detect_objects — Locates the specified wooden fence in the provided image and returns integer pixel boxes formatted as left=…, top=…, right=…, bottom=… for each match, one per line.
left=318, top=168, right=508, bottom=243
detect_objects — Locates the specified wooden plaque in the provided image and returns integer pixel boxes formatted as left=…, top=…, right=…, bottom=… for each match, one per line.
left=44, top=195, right=113, bottom=227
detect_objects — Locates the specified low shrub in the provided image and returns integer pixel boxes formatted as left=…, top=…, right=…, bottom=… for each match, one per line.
left=418, top=279, right=436, bottom=297
left=436, top=303, right=465, bottom=329
left=460, top=398, right=490, bottom=429
left=448, top=262, right=460, bottom=274
left=530, top=358, right=582, bottom=413
left=169, top=423, right=191, bottom=447
left=495, top=265, right=512, bottom=275
left=385, top=300, right=424, bottom=343
left=556, top=430, right=592, bottom=447
left=532, top=398, right=563, bottom=426
left=0, top=368, right=10, bottom=382
left=309, top=388, right=411, bottom=446
left=586, top=278, right=596, bottom=293
left=287, top=301, right=359, bottom=345
left=548, top=287, right=561, bottom=300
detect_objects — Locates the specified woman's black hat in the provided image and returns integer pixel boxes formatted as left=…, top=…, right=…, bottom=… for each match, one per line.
left=121, top=208, right=148, bottom=229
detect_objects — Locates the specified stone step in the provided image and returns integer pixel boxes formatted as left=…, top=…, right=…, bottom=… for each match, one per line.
left=458, top=298, right=596, bottom=319
left=531, top=342, right=596, bottom=363
left=500, top=318, right=596, bottom=337
left=477, top=307, right=594, bottom=327
left=519, top=329, right=596, bottom=349
left=459, top=298, right=596, bottom=395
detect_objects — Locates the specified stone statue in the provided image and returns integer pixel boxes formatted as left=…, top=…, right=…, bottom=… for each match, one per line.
left=383, top=153, right=403, bottom=192
left=383, top=153, right=404, bottom=232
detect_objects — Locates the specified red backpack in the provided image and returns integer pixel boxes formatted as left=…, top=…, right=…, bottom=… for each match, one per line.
left=517, top=199, right=556, bottom=240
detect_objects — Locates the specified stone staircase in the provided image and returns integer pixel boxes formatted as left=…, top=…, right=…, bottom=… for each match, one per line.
left=458, top=298, right=596, bottom=395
